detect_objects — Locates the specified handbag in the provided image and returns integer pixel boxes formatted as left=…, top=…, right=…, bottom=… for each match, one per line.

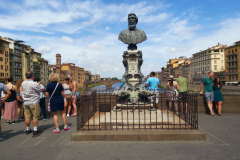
left=65, top=94, right=71, bottom=100
left=48, top=83, right=59, bottom=112
left=17, top=92, right=23, bottom=103
left=17, top=96, right=23, bottom=103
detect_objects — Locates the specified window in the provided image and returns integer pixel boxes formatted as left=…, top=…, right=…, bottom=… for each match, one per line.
left=1, top=65, right=3, bottom=70
left=214, top=65, right=217, bottom=70
left=214, top=60, right=217, bottom=64
left=221, top=60, right=223, bottom=63
left=0, top=57, right=2, bottom=61
left=221, top=54, right=223, bottom=58
left=214, top=55, right=216, bottom=58
left=0, top=73, right=4, bottom=77
left=221, top=66, right=223, bottom=70
left=208, top=66, right=210, bottom=71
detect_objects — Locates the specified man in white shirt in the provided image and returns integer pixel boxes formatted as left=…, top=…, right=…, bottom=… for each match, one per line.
left=21, top=71, right=45, bottom=136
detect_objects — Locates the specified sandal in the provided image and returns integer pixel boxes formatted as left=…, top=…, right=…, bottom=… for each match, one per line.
left=210, top=111, right=215, bottom=116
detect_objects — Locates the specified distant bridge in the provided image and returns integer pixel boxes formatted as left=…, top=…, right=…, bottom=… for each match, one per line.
left=83, top=80, right=121, bottom=89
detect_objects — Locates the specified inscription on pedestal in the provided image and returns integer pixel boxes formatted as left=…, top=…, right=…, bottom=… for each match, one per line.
left=128, top=58, right=138, bottom=74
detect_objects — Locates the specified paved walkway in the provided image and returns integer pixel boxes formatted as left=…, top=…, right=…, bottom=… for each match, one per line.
left=0, top=113, right=239, bottom=160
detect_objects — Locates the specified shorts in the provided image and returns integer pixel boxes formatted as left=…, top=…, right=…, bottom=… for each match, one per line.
left=24, top=103, right=41, bottom=120
left=71, top=91, right=80, bottom=97
left=148, top=92, right=159, bottom=103
left=204, top=92, right=214, bottom=102
left=179, top=92, right=188, bottom=102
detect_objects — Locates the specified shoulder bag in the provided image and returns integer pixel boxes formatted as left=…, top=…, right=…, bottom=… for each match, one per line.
left=48, top=83, right=59, bottom=112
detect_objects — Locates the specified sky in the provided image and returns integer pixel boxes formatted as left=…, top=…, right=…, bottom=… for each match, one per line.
left=0, top=0, right=240, bottom=78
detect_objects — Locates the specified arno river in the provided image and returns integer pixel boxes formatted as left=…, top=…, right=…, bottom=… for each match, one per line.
left=91, top=82, right=121, bottom=89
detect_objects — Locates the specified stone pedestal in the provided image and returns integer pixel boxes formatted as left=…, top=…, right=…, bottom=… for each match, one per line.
left=121, top=50, right=145, bottom=103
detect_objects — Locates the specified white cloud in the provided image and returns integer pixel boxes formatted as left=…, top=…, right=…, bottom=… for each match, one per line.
left=0, top=1, right=171, bottom=33
left=61, top=36, right=73, bottom=43
left=49, top=59, right=56, bottom=65
left=87, top=42, right=107, bottom=50
left=36, top=46, right=52, bottom=54
left=105, top=26, right=110, bottom=30
left=167, top=46, right=190, bottom=53
left=77, top=51, right=87, bottom=56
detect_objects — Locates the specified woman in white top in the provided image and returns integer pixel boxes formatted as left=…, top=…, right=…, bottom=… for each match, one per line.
left=62, top=77, right=72, bottom=116
left=166, top=75, right=179, bottom=114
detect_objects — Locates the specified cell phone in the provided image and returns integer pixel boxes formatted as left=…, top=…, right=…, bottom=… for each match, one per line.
left=34, top=78, right=41, bottom=82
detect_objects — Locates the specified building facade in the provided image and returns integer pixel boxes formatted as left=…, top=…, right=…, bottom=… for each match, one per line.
left=224, top=41, right=240, bottom=85
left=191, top=43, right=226, bottom=83
left=0, top=37, right=10, bottom=83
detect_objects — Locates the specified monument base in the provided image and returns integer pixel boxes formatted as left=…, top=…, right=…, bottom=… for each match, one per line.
left=71, top=130, right=206, bottom=141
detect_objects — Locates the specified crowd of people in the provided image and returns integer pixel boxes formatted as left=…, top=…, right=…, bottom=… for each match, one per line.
left=143, top=71, right=223, bottom=116
left=0, top=71, right=80, bottom=141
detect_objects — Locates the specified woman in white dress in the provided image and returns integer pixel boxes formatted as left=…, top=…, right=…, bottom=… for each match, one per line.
left=166, top=75, right=179, bottom=114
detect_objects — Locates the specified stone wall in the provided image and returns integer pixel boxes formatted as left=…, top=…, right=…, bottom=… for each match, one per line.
left=197, top=94, right=240, bottom=113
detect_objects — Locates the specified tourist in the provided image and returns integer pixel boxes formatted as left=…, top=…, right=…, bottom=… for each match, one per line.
left=63, top=77, right=72, bottom=115
left=166, top=75, right=179, bottom=114
left=34, top=78, right=48, bottom=120
left=16, top=79, right=24, bottom=120
left=1, top=90, right=6, bottom=119
left=176, top=74, right=189, bottom=113
left=119, top=82, right=124, bottom=90
left=0, top=83, right=11, bottom=142
left=200, top=71, right=215, bottom=116
left=46, top=73, right=70, bottom=133
left=21, top=71, right=45, bottom=136
left=4, top=78, right=18, bottom=124
left=145, top=71, right=160, bottom=111
left=69, top=75, right=79, bottom=117
left=213, top=77, right=223, bottom=116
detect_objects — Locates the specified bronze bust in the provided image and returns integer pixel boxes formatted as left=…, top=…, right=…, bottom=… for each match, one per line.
left=118, top=13, right=147, bottom=50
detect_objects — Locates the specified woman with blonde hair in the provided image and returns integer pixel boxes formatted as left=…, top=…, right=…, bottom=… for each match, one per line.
left=69, top=75, right=79, bottom=117
left=46, top=73, right=70, bottom=133
left=16, top=79, right=24, bottom=120
left=62, top=77, right=72, bottom=116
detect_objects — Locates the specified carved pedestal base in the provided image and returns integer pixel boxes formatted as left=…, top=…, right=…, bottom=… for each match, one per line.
left=121, top=50, right=144, bottom=103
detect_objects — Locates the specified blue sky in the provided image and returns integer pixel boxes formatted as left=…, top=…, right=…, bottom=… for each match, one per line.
left=0, top=0, right=240, bottom=78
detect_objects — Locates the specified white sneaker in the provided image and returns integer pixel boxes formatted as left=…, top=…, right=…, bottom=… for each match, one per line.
left=67, top=114, right=69, bottom=117
left=1, top=116, right=3, bottom=120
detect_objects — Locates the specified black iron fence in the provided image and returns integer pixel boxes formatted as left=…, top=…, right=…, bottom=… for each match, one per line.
left=77, top=89, right=198, bottom=131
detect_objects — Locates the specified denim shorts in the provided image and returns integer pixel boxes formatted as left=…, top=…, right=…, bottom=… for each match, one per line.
left=204, top=92, right=214, bottom=102
left=71, top=91, right=80, bottom=97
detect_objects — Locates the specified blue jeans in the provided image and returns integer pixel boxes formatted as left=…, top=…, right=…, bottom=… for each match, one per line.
left=40, top=98, right=47, bottom=119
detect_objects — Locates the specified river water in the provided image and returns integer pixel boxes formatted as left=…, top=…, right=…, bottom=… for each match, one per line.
left=91, top=82, right=121, bottom=89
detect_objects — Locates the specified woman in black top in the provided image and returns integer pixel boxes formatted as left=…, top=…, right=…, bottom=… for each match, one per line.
left=4, top=78, right=17, bottom=124
left=46, top=73, right=70, bottom=133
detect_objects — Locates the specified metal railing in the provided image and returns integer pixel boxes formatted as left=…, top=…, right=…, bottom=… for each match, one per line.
left=77, top=89, right=198, bottom=131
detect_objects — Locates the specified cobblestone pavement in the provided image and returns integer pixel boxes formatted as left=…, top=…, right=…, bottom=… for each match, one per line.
left=0, top=113, right=239, bottom=160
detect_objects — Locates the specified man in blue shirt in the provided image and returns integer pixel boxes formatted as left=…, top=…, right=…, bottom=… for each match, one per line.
left=119, top=82, right=124, bottom=90
left=145, top=72, right=160, bottom=110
